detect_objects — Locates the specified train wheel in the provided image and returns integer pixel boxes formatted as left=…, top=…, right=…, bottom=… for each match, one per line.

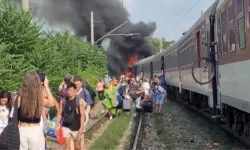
left=191, top=57, right=215, bottom=85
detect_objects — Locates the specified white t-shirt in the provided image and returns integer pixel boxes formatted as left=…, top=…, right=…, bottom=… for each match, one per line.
left=0, top=105, right=9, bottom=135
left=142, top=82, right=150, bottom=96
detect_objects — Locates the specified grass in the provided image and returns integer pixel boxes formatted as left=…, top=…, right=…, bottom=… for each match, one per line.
left=154, top=113, right=168, bottom=141
left=89, top=110, right=132, bottom=150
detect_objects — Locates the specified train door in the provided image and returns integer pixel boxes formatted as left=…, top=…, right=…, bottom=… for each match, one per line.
left=209, top=14, right=219, bottom=114
left=161, top=56, right=164, bottom=75
left=141, top=64, right=144, bottom=77
left=134, top=65, right=137, bottom=78
left=150, top=61, right=153, bottom=79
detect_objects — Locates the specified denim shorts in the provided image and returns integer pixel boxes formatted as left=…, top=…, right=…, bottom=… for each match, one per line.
left=155, top=95, right=164, bottom=105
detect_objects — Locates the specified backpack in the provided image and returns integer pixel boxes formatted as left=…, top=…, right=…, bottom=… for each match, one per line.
left=79, top=89, right=88, bottom=101
left=158, top=75, right=168, bottom=92
left=61, top=95, right=80, bottom=125
left=82, top=80, right=96, bottom=101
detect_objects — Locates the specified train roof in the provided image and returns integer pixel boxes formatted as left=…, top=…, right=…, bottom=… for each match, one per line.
left=216, top=0, right=229, bottom=11
left=133, top=0, right=219, bottom=66
left=135, top=54, right=155, bottom=66
left=153, top=0, right=219, bottom=56
left=176, top=0, right=219, bottom=43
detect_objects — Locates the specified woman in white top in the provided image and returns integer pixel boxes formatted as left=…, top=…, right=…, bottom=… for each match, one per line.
left=141, top=77, right=151, bottom=103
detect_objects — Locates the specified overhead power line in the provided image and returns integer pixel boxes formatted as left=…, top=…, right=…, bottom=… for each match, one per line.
left=177, top=0, right=189, bottom=15
left=172, top=0, right=202, bottom=27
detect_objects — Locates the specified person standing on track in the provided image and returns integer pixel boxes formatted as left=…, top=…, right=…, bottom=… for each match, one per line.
left=73, top=76, right=92, bottom=132
left=103, top=82, right=118, bottom=120
left=56, top=83, right=85, bottom=150
left=154, top=77, right=166, bottom=113
left=96, top=79, right=104, bottom=100
left=126, top=77, right=144, bottom=117
left=141, top=77, right=151, bottom=103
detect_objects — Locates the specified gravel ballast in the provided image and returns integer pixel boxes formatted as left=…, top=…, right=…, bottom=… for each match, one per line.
left=137, top=99, right=245, bottom=150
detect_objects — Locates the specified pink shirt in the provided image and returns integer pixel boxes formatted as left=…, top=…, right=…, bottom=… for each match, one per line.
left=96, top=82, right=104, bottom=91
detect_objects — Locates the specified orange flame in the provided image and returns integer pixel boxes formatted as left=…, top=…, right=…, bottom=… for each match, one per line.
left=125, top=70, right=132, bottom=77
left=120, top=56, right=137, bottom=78
left=128, top=56, right=138, bottom=67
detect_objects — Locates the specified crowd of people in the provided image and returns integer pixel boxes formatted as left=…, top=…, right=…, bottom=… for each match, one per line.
left=0, top=71, right=167, bottom=150
left=98, top=74, right=167, bottom=119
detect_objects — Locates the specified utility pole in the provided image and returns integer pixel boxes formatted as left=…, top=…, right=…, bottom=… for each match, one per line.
left=159, top=38, right=163, bottom=52
left=90, top=11, right=94, bottom=45
left=21, top=0, right=29, bottom=11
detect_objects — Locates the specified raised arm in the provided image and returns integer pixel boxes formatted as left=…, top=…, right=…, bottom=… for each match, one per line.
left=43, top=77, right=57, bottom=107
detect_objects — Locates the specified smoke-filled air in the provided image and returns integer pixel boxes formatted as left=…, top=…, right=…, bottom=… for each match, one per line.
left=14, top=0, right=157, bottom=76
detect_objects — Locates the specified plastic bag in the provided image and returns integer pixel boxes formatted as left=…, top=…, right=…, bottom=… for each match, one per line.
left=47, top=117, right=56, bottom=138
left=135, top=97, right=142, bottom=109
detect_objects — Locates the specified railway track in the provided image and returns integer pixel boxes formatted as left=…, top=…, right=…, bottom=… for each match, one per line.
left=85, top=111, right=109, bottom=139
left=47, top=111, right=109, bottom=149
left=130, top=98, right=245, bottom=149
left=170, top=95, right=248, bottom=148
left=132, top=113, right=143, bottom=150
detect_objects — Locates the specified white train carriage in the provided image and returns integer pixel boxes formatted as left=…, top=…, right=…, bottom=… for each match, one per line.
left=132, top=0, right=250, bottom=140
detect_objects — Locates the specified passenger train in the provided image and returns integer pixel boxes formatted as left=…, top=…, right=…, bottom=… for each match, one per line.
left=132, top=0, right=250, bottom=141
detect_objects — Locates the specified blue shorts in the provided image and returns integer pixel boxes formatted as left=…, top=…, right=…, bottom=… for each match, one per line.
left=155, top=95, right=164, bottom=105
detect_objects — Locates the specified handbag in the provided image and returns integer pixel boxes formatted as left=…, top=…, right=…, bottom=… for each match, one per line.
left=0, top=97, right=20, bottom=150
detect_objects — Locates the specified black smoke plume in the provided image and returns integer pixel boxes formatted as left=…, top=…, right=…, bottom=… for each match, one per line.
left=15, top=0, right=157, bottom=76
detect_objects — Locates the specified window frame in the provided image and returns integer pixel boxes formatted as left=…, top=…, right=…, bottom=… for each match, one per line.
left=237, top=0, right=246, bottom=49
left=221, top=10, right=228, bottom=54
left=228, top=4, right=236, bottom=52
left=249, top=0, right=250, bottom=30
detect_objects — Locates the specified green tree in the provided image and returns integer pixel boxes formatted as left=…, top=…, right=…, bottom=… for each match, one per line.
left=149, top=37, right=174, bottom=52
left=0, top=1, right=107, bottom=94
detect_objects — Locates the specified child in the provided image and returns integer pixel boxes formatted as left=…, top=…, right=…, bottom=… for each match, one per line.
left=0, top=91, right=11, bottom=135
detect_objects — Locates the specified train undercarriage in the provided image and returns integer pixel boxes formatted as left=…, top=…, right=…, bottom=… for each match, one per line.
left=167, top=85, right=250, bottom=146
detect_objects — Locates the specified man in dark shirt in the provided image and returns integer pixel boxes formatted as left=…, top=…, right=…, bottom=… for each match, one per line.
left=56, top=83, right=85, bottom=150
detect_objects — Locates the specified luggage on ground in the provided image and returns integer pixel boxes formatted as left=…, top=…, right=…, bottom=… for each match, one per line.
left=123, top=98, right=132, bottom=111
left=142, top=100, right=153, bottom=113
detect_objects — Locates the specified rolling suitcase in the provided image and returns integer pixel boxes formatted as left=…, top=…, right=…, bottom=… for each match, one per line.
left=123, top=98, right=132, bottom=111
left=142, top=100, right=153, bottom=113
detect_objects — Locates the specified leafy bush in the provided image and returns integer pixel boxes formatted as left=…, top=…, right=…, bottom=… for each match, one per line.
left=0, top=1, right=107, bottom=95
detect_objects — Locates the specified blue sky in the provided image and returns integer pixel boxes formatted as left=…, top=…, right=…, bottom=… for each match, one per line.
left=123, top=0, right=216, bottom=41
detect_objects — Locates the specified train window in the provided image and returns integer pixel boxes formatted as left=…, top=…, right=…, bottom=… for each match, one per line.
left=221, top=10, right=228, bottom=54
left=229, top=5, right=236, bottom=52
left=237, top=0, right=244, bottom=15
left=229, top=5, right=234, bottom=21
left=238, top=17, right=246, bottom=48
left=237, top=0, right=246, bottom=49
left=249, top=0, right=250, bottom=30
